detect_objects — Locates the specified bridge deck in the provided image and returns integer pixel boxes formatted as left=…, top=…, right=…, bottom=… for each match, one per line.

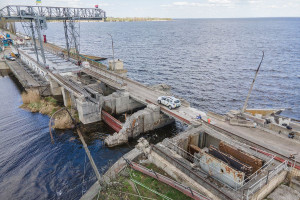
left=83, top=66, right=300, bottom=163
left=31, top=40, right=300, bottom=163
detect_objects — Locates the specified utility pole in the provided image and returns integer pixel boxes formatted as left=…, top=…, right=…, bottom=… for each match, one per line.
left=77, top=128, right=103, bottom=186
left=108, top=33, right=115, bottom=70
left=241, top=51, right=264, bottom=113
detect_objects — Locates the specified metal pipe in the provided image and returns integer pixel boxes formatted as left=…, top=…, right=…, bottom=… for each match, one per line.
left=108, top=33, right=115, bottom=70
left=30, top=19, right=39, bottom=62
left=35, top=16, right=47, bottom=67
left=63, top=20, right=70, bottom=59
left=241, top=51, right=264, bottom=113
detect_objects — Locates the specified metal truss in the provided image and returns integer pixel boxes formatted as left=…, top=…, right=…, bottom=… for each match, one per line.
left=0, top=5, right=106, bottom=21
left=63, top=19, right=80, bottom=60
left=0, top=5, right=106, bottom=66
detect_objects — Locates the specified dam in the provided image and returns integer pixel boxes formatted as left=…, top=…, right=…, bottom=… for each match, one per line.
left=1, top=5, right=300, bottom=200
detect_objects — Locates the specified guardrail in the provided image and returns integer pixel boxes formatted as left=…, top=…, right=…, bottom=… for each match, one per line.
left=244, top=160, right=288, bottom=200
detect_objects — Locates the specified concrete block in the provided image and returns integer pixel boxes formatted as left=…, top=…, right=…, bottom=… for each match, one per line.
left=76, top=99, right=101, bottom=124
left=207, top=111, right=226, bottom=122
left=109, top=59, right=124, bottom=70
left=229, top=118, right=256, bottom=128
left=103, top=91, right=144, bottom=114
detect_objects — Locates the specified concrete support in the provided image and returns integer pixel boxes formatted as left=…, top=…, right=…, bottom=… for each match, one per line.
left=103, top=91, right=144, bottom=115
left=105, top=104, right=174, bottom=147
left=99, top=82, right=115, bottom=96
left=61, top=87, right=71, bottom=107
left=49, top=78, right=62, bottom=96
left=76, top=98, right=102, bottom=124
left=251, top=170, right=288, bottom=200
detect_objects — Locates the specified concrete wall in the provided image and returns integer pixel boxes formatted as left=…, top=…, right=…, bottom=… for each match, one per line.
left=49, top=77, right=62, bottom=96
left=135, top=139, right=221, bottom=200
left=76, top=98, right=101, bottom=124
left=242, top=113, right=266, bottom=126
left=207, top=111, right=226, bottom=122
left=103, top=91, right=144, bottom=115
left=99, top=82, right=115, bottom=96
left=267, top=123, right=299, bottom=140
left=204, top=133, right=221, bottom=149
left=251, top=170, right=288, bottom=200
left=61, top=87, right=71, bottom=107
left=229, top=118, right=256, bottom=128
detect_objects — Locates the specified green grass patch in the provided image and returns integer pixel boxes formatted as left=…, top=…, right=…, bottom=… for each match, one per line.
left=45, top=96, right=57, bottom=105
left=98, top=163, right=193, bottom=200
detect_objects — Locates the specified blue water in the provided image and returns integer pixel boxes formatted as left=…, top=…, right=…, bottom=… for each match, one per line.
left=45, top=18, right=300, bottom=119
left=1, top=18, right=300, bottom=199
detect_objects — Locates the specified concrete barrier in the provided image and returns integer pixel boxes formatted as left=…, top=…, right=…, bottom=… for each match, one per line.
left=267, top=123, right=300, bottom=140
left=242, top=113, right=266, bottom=126
left=207, top=111, right=226, bottom=122
left=229, top=118, right=256, bottom=128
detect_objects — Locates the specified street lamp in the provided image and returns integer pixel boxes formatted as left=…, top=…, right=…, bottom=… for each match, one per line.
left=107, top=33, right=115, bottom=70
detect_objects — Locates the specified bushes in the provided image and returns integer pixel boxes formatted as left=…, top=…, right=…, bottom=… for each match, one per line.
left=20, top=91, right=77, bottom=130
left=21, top=90, right=40, bottom=104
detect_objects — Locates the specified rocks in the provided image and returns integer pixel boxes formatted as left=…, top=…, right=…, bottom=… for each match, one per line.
left=104, top=131, right=128, bottom=147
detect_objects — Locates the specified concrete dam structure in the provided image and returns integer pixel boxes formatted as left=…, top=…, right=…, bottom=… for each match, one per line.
left=1, top=5, right=300, bottom=200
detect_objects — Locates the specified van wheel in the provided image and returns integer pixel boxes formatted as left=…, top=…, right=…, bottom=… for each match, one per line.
left=168, top=105, right=172, bottom=110
left=158, top=100, right=161, bottom=104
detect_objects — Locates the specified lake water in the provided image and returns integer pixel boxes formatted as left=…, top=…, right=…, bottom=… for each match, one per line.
left=1, top=18, right=299, bottom=200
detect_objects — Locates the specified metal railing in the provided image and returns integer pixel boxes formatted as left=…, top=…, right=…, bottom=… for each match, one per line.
left=164, top=139, right=244, bottom=190
left=164, top=139, right=286, bottom=192
left=244, top=160, right=288, bottom=200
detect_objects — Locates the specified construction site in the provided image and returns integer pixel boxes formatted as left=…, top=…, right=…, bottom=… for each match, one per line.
left=0, top=5, right=300, bottom=200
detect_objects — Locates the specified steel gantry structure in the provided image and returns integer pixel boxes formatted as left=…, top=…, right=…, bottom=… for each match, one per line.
left=0, top=5, right=106, bottom=66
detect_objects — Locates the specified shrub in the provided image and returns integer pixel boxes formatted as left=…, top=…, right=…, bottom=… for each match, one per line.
left=21, top=90, right=40, bottom=104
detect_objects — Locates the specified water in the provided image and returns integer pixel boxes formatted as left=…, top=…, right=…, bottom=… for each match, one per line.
left=44, top=18, right=300, bottom=119
left=1, top=18, right=300, bottom=199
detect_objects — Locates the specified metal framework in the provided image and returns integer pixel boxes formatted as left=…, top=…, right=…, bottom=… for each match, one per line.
left=0, top=5, right=106, bottom=66
left=0, top=5, right=106, bottom=21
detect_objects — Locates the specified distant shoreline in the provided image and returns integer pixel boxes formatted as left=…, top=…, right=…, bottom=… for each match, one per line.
left=105, top=17, right=172, bottom=22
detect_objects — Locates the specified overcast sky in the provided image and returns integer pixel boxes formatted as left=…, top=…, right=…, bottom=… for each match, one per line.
left=0, top=0, right=299, bottom=18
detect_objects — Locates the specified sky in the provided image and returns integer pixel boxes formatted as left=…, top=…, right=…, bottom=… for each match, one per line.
left=0, top=0, right=299, bottom=18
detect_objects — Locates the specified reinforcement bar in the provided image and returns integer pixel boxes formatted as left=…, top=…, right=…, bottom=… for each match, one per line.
left=129, top=161, right=211, bottom=200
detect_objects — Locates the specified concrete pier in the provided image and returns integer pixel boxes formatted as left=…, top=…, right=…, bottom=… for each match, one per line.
left=76, top=99, right=102, bottom=124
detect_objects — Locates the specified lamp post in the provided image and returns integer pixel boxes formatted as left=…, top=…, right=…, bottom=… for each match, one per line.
left=107, top=33, right=115, bottom=70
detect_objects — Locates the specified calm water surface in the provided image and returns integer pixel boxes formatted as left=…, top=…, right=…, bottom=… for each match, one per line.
left=1, top=18, right=299, bottom=200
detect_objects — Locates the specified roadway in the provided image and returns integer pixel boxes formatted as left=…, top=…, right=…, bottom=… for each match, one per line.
left=85, top=65, right=300, bottom=163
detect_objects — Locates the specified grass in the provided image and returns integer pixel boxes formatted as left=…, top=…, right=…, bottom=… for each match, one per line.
left=97, top=163, right=192, bottom=200
left=20, top=92, right=77, bottom=129
left=21, top=90, right=40, bottom=104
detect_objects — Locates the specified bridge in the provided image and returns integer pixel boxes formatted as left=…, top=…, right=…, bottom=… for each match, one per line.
left=1, top=4, right=299, bottom=168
